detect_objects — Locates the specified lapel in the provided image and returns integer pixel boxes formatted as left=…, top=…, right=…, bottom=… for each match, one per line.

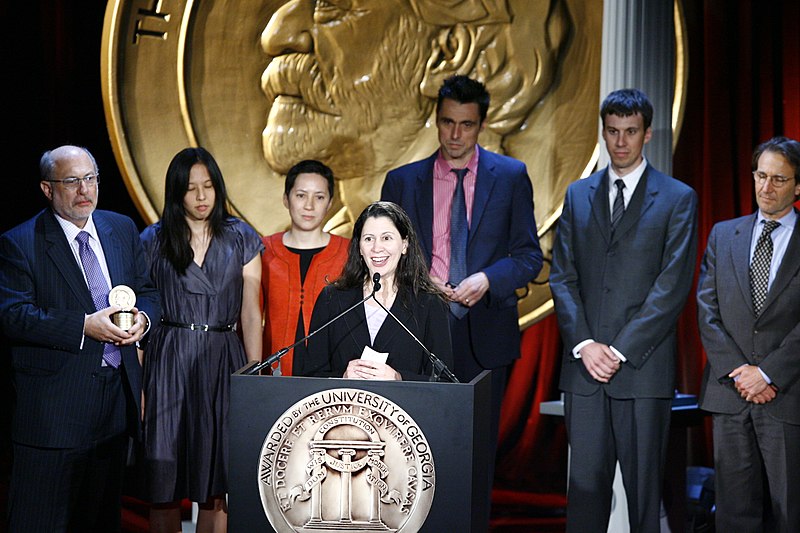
left=94, top=212, right=124, bottom=286
left=610, top=166, right=656, bottom=246
left=730, top=215, right=757, bottom=313
left=469, top=146, right=498, bottom=247
left=414, top=153, right=437, bottom=260
left=372, top=293, right=410, bottom=350
left=338, top=287, right=371, bottom=349
left=589, top=170, right=612, bottom=244
left=760, top=209, right=800, bottom=315
left=42, top=210, right=95, bottom=311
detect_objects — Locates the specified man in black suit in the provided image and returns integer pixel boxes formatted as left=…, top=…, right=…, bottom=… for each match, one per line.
left=697, top=136, right=800, bottom=532
left=0, top=145, right=159, bottom=532
left=549, top=89, right=698, bottom=532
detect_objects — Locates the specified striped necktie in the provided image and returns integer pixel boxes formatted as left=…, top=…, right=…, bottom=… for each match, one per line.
left=611, top=179, right=626, bottom=229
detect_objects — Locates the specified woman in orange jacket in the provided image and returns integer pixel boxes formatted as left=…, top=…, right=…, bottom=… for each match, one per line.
left=261, top=160, right=348, bottom=375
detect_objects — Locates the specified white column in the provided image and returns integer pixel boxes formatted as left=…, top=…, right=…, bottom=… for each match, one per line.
left=599, top=0, right=675, bottom=174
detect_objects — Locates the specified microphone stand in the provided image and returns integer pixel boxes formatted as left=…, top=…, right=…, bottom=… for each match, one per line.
left=243, top=285, right=378, bottom=376
left=369, top=292, right=460, bottom=384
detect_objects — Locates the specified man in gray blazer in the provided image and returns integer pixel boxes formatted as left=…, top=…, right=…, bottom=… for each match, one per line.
left=550, top=89, right=698, bottom=533
left=697, top=136, right=800, bottom=532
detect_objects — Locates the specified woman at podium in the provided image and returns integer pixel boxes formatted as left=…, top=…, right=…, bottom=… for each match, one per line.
left=297, top=202, right=453, bottom=381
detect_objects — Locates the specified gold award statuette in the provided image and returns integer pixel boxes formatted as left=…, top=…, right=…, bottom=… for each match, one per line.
left=109, top=285, right=137, bottom=330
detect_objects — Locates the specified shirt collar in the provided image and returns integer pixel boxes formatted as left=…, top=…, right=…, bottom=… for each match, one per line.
left=608, top=157, right=648, bottom=191
left=435, top=145, right=480, bottom=178
left=54, top=212, right=99, bottom=244
left=756, top=208, right=797, bottom=231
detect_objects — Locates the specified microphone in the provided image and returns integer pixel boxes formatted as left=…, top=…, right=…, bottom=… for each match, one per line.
left=369, top=289, right=459, bottom=383
left=372, top=272, right=381, bottom=293
left=244, top=279, right=381, bottom=376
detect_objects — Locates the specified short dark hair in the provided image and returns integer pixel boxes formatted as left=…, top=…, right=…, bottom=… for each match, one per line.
left=436, top=75, right=490, bottom=124
left=284, top=159, right=335, bottom=198
left=600, top=89, right=654, bottom=130
left=752, top=136, right=800, bottom=183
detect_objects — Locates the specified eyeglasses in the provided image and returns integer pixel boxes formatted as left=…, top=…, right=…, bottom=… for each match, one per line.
left=44, top=173, right=100, bottom=190
left=753, top=171, right=793, bottom=188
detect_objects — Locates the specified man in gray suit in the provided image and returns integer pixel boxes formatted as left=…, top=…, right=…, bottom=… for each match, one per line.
left=550, top=89, right=698, bottom=533
left=697, top=136, right=800, bottom=532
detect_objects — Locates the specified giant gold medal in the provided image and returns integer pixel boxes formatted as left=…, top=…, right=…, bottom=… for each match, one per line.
left=101, top=1, right=640, bottom=327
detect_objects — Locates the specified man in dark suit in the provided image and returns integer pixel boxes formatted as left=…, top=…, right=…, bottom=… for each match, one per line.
left=0, top=145, right=159, bottom=532
left=381, top=75, right=542, bottom=473
left=549, top=89, right=698, bottom=533
left=697, top=136, right=800, bottom=532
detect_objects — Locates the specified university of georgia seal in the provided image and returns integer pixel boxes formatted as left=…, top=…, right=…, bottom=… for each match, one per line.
left=258, top=388, right=435, bottom=532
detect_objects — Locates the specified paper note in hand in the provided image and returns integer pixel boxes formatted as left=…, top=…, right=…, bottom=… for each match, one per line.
left=361, top=346, right=389, bottom=364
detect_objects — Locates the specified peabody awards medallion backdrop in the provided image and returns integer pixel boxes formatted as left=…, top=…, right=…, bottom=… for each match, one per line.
left=101, top=0, right=684, bottom=327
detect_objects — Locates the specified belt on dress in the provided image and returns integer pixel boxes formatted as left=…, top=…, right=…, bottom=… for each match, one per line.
left=160, top=319, right=234, bottom=332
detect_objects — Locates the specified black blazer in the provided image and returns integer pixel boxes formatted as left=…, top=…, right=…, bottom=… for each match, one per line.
left=0, top=209, right=160, bottom=447
left=298, top=285, right=453, bottom=382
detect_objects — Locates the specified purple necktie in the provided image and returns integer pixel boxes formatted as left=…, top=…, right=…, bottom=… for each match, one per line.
left=76, top=231, right=121, bottom=367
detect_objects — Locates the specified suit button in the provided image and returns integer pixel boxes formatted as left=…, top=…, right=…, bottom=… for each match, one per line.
left=603, top=287, right=610, bottom=293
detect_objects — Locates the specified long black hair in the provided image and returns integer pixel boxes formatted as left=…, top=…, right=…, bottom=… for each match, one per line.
left=335, top=202, right=441, bottom=299
left=159, top=147, right=231, bottom=274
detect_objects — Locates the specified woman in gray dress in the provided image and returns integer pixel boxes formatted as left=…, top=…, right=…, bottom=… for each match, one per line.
left=141, top=147, right=263, bottom=532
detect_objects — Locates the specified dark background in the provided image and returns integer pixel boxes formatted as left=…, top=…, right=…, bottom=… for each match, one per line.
left=2, top=1, right=800, bottom=531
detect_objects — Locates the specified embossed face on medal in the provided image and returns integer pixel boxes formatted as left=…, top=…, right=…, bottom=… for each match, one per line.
left=109, top=285, right=136, bottom=311
left=258, top=389, right=435, bottom=532
left=101, top=0, right=605, bottom=327
left=260, top=0, right=434, bottom=179
left=259, top=0, right=578, bottom=223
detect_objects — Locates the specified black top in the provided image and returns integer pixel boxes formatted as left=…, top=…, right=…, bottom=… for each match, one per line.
left=285, top=246, right=325, bottom=362
left=298, top=285, right=454, bottom=382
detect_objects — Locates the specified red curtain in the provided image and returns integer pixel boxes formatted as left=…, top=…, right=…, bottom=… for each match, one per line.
left=495, top=0, right=800, bottom=505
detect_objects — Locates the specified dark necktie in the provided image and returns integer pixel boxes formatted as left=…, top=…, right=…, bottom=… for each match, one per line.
left=611, top=179, right=626, bottom=229
left=449, top=168, right=469, bottom=319
left=750, top=220, right=780, bottom=316
left=76, top=231, right=121, bottom=367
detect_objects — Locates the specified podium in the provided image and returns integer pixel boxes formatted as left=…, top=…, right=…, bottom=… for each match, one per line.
left=229, top=367, right=491, bottom=532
